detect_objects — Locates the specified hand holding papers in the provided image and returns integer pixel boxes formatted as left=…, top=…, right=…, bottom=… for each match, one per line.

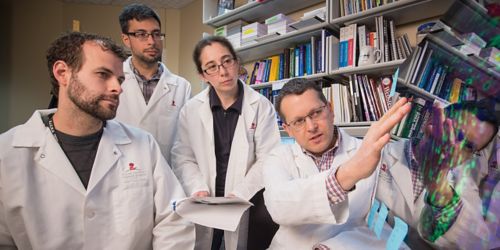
left=173, top=197, right=253, bottom=231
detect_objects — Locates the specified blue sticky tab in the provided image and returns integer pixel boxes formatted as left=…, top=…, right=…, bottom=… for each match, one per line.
left=386, top=217, right=409, bottom=250
left=391, top=68, right=399, bottom=97
left=374, top=203, right=389, bottom=239
left=367, top=199, right=381, bottom=230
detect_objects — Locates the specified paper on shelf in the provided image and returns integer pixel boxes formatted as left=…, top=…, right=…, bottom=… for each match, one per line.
left=173, top=197, right=253, bottom=231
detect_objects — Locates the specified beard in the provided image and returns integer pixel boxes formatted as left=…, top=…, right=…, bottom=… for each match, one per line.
left=133, top=47, right=162, bottom=65
left=67, top=74, right=119, bottom=121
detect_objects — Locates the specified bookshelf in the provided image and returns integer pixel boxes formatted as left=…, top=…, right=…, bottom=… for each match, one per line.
left=390, top=0, right=499, bottom=139
left=203, top=0, right=325, bottom=27
left=237, top=22, right=331, bottom=63
left=331, top=59, right=405, bottom=76
left=329, top=0, right=455, bottom=26
left=203, top=0, right=495, bottom=138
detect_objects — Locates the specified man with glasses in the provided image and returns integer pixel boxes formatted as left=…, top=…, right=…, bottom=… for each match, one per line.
left=116, top=3, right=191, bottom=165
left=262, top=78, right=497, bottom=249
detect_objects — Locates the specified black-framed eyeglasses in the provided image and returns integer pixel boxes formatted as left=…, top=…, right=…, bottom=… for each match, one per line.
left=202, top=57, right=237, bottom=75
left=285, top=105, right=328, bottom=131
left=126, top=31, right=165, bottom=41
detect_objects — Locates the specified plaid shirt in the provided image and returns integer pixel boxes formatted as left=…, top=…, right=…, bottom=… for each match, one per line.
left=303, top=128, right=348, bottom=205
left=309, top=130, right=464, bottom=249
left=130, top=60, right=163, bottom=104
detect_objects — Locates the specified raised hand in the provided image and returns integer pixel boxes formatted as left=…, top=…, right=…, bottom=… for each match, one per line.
left=337, top=97, right=411, bottom=190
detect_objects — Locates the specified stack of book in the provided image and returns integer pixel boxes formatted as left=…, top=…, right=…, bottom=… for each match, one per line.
left=339, top=0, right=401, bottom=17
left=214, top=20, right=247, bottom=49
left=289, top=7, right=326, bottom=30
left=454, top=32, right=487, bottom=56
left=479, top=47, right=500, bottom=68
left=265, top=13, right=294, bottom=35
left=242, top=22, right=267, bottom=46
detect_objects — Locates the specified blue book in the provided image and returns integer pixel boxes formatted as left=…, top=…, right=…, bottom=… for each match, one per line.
left=417, top=58, right=434, bottom=89
left=299, top=45, right=305, bottom=76
left=279, top=54, right=284, bottom=80
left=294, top=47, right=300, bottom=77
left=306, top=44, right=312, bottom=75
left=424, top=62, right=439, bottom=92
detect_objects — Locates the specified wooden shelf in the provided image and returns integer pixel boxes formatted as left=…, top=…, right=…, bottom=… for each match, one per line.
left=237, top=22, right=333, bottom=63
left=330, top=0, right=455, bottom=27
left=203, top=0, right=324, bottom=27
left=330, top=59, right=405, bottom=76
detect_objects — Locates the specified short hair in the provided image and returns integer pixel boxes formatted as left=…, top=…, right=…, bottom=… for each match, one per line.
left=119, top=3, right=161, bottom=33
left=445, top=99, right=499, bottom=136
left=276, top=78, right=327, bottom=123
left=46, top=32, right=128, bottom=97
left=192, top=36, right=238, bottom=74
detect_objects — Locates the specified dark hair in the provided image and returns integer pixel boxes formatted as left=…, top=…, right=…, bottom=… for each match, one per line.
left=46, top=32, right=128, bottom=97
left=445, top=99, right=499, bottom=147
left=192, top=36, right=238, bottom=74
left=276, top=78, right=327, bottom=123
left=119, top=3, right=161, bottom=33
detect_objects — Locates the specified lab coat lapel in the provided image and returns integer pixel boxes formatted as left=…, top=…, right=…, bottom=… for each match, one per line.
left=144, top=76, right=171, bottom=114
left=86, top=122, right=130, bottom=194
left=386, top=145, right=415, bottom=214
left=196, top=88, right=217, bottom=187
left=226, top=86, right=256, bottom=192
left=13, top=110, right=87, bottom=196
left=122, top=58, right=147, bottom=116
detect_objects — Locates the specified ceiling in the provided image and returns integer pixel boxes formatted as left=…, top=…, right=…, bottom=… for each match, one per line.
left=61, top=0, right=198, bottom=9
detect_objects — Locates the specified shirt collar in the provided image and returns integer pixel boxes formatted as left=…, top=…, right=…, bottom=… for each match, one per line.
left=209, top=80, right=244, bottom=114
left=129, top=59, right=163, bottom=82
left=303, top=126, right=341, bottom=161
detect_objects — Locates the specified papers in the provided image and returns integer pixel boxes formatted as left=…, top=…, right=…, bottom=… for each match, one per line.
left=173, top=197, right=253, bottom=231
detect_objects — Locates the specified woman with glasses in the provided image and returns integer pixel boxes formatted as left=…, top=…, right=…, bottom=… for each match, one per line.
left=171, top=36, right=281, bottom=250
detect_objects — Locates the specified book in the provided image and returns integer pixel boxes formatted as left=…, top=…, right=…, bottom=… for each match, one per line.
left=217, top=0, right=235, bottom=16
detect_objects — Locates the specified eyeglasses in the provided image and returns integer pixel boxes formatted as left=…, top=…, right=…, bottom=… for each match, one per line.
left=285, top=105, right=328, bottom=131
left=126, top=31, right=165, bottom=41
left=203, top=57, right=237, bottom=75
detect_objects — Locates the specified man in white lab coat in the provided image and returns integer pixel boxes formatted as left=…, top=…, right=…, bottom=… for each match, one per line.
left=0, top=32, right=194, bottom=249
left=115, top=4, right=191, bottom=164
left=263, top=78, right=497, bottom=249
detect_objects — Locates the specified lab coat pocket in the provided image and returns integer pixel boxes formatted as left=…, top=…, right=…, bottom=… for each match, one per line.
left=113, top=183, right=153, bottom=235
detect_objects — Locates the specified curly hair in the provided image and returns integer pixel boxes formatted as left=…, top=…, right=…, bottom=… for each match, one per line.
left=46, top=32, right=127, bottom=97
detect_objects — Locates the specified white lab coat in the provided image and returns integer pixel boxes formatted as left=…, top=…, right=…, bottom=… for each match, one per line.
left=115, top=57, right=191, bottom=164
left=171, top=83, right=281, bottom=250
left=0, top=109, right=195, bottom=250
left=264, top=129, right=490, bottom=249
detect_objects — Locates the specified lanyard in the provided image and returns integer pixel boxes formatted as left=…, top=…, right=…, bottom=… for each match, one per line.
left=48, top=114, right=59, bottom=143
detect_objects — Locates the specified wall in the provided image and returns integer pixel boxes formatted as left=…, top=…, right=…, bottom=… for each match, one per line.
left=179, top=0, right=214, bottom=95
left=2, top=0, right=63, bottom=133
left=61, top=3, right=181, bottom=74
left=0, top=0, right=191, bottom=133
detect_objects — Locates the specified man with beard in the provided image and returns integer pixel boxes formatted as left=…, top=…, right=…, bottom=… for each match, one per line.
left=115, top=4, right=192, bottom=165
left=0, top=32, right=195, bottom=249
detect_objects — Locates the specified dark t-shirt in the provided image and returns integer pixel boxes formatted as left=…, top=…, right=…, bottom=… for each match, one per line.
left=55, top=128, right=103, bottom=189
left=209, top=82, right=244, bottom=197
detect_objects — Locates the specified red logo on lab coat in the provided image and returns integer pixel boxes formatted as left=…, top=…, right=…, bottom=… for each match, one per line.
left=129, top=163, right=136, bottom=171
left=250, top=123, right=256, bottom=129
left=381, top=163, right=387, bottom=172
left=171, top=100, right=176, bottom=106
